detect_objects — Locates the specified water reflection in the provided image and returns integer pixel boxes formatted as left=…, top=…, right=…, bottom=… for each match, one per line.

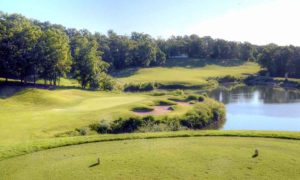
left=208, top=86, right=300, bottom=131
left=209, top=86, right=300, bottom=104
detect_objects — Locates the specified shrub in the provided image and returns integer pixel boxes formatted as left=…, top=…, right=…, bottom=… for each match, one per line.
left=217, top=75, right=241, bottom=83
left=186, top=94, right=205, bottom=102
left=166, top=118, right=181, bottom=131
left=124, top=82, right=156, bottom=92
left=142, top=115, right=157, bottom=125
left=75, top=128, right=87, bottom=136
left=87, top=74, right=117, bottom=91
left=99, top=75, right=117, bottom=91
left=140, top=82, right=156, bottom=91
left=89, top=121, right=112, bottom=134
left=186, top=94, right=199, bottom=101
left=198, top=95, right=205, bottom=102
left=111, top=117, right=143, bottom=133
left=124, top=83, right=140, bottom=91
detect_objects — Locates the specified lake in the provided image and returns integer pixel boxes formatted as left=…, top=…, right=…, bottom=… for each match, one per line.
left=208, top=86, right=300, bottom=131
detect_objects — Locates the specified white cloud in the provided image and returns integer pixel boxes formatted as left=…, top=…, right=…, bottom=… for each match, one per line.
left=187, top=0, right=300, bottom=46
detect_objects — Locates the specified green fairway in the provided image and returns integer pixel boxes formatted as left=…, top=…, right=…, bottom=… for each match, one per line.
left=1, top=88, right=221, bottom=147
left=1, top=136, right=299, bottom=180
left=0, top=89, right=149, bottom=144
left=115, top=59, right=260, bottom=86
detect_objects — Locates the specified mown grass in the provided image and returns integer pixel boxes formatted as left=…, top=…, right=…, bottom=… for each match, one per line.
left=115, top=59, right=260, bottom=86
left=0, top=88, right=208, bottom=147
left=0, top=130, right=299, bottom=161
left=0, top=135, right=300, bottom=179
left=0, top=88, right=149, bottom=144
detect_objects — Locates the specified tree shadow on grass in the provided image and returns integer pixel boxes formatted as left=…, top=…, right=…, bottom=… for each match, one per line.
left=111, top=68, right=139, bottom=78
left=0, top=80, right=88, bottom=99
left=164, top=58, right=247, bottom=68
left=110, top=59, right=248, bottom=78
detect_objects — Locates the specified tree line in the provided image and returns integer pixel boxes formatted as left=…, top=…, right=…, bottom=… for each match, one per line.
left=1, top=12, right=300, bottom=89
left=258, top=44, right=300, bottom=78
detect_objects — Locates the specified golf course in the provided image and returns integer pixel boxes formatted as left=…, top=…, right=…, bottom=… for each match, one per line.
left=1, top=136, right=300, bottom=180
left=1, top=60, right=300, bottom=179
left=1, top=5, right=300, bottom=179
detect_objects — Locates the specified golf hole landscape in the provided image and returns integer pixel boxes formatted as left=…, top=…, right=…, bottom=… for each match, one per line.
left=1, top=2, right=300, bottom=179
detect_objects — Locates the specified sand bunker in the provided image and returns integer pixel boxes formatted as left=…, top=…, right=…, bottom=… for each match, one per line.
left=176, top=102, right=191, bottom=106
left=133, top=101, right=191, bottom=116
left=133, top=106, right=172, bottom=116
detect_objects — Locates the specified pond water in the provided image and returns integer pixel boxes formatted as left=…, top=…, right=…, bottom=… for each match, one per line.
left=208, top=86, right=300, bottom=131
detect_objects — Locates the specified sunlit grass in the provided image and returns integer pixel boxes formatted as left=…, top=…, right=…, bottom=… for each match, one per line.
left=116, top=60, right=260, bottom=86
left=0, top=135, right=300, bottom=179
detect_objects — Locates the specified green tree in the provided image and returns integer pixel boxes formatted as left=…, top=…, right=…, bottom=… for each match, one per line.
left=37, top=27, right=72, bottom=85
left=72, top=35, right=108, bottom=89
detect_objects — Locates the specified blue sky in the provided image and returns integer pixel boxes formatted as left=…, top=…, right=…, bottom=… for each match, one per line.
left=1, top=0, right=299, bottom=45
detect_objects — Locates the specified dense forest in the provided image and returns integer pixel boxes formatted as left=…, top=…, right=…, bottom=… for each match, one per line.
left=1, top=12, right=300, bottom=89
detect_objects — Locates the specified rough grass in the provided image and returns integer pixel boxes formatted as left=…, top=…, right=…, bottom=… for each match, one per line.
left=0, top=135, right=300, bottom=179
left=115, top=59, right=260, bottom=86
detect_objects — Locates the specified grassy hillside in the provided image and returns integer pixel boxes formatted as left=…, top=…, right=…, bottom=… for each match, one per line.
left=115, top=59, right=260, bottom=86
left=1, top=88, right=221, bottom=145
left=1, top=136, right=299, bottom=179
left=0, top=89, right=149, bottom=144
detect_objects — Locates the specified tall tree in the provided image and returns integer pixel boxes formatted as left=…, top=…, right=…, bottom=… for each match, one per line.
left=72, top=35, right=108, bottom=89
left=37, top=27, right=72, bottom=85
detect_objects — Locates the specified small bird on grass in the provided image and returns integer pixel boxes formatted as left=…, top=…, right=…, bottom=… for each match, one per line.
left=252, top=149, right=259, bottom=158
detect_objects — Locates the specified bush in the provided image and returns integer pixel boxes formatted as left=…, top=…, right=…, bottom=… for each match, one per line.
left=217, top=75, right=241, bottom=83
left=75, top=128, right=87, bottom=136
left=87, top=74, right=117, bottom=91
left=124, top=82, right=156, bottom=92
left=186, top=94, right=205, bottom=102
left=89, top=121, right=112, bottom=134
left=165, top=117, right=181, bottom=131
left=180, top=110, right=209, bottom=129
left=88, top=101, right=225, bottom=134
left=198, top=95, right=205, bottom=102
left=111, top=117, right=143, bottom=133
left=99, top=75, right=117, bottom=91
left=186, top=94, right=199, bottom=101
